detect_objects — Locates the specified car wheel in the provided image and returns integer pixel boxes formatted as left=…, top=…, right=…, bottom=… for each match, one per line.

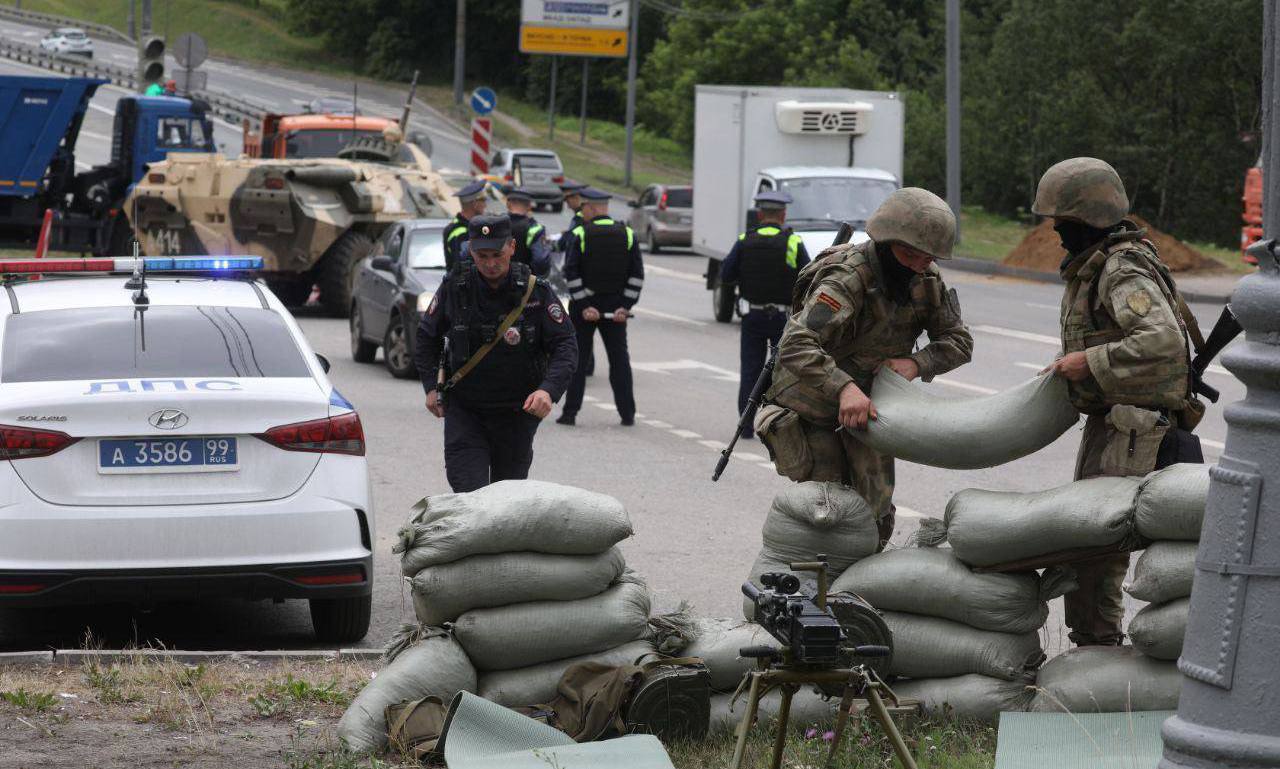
left=712, top=280, right=735, bottom=323
left=647, top=228, right=662, bottom=254
left=383, top=313, right=416, bottom=379
left=317, top=231, right=374, bottom=318
left=309, top=595, right=371, bottom=644
left=350, top=305, right=378, bottom=363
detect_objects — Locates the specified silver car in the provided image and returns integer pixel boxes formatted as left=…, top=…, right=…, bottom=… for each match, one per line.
left=627, top=184, right=692, bottom=253
left=489, top=149, right=565, bottom=211
left=40, top=28, right=93, bottom=58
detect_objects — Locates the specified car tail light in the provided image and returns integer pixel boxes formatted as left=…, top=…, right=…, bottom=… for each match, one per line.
left=293, top=570, right=365, bottom=586
left=0, top=425, right=79, bottom=460
left=504, top=173, right=514, bottom=182
left=259, top=412, right=365, bottom=456
left=658, top=190, right=668, bottom=210
left=552, top=175, right=565, bottom=184
left=0, top=583, right=46, bottom=594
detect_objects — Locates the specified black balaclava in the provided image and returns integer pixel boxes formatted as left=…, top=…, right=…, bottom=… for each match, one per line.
left=876, top=242, right=917, bottom=305
left=1055, top=219, right=1117, bottom=271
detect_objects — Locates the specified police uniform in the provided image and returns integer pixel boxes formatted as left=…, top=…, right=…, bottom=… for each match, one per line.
left=503, top=186, right=551, bottom=276
left=559, top=187, right=644, bottom=425
left=720, top=191, right=810, bottom=437
left=1034, top=157, right=1200, bottom=646
left=556, top=180, right=588, bottom=255
left=444, top=180, right=487, bottom=273
left=414, top=214, right=578, bottom=492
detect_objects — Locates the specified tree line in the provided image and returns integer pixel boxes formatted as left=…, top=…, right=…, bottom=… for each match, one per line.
left=287, top=0, right=1261, bottom=247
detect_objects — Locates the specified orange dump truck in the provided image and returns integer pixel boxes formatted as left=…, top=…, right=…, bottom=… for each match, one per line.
left=1243, top=161, right=1263, bottom=263
left=242, top=112, right=400, bottom=160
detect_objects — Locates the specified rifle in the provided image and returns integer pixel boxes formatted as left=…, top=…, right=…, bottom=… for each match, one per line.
left=713, top=341, right=778, bottom=481
left=1190, top=305, right=1243, bottom=403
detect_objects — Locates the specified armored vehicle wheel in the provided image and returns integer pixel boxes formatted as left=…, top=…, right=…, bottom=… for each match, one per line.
left=317, top=231, right=374, bottom=318
left=383, top=313, right=416, bottom=379
left=309, top=595, right=371, bottom=643
left=712, top=280, right=735, bottom=323
left=350, top=306, right=378, bottom=363
left=266, top=278, right=314, bottom=308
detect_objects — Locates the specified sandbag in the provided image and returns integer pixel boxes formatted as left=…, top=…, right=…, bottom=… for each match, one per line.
left=1134, top=463, right=1210, bottom=541
left=336, top=630, right=477, bottom=753
left=453, top=576, right=651, bottom=671
left=477, top=640, right=656, bottom=707
left=881, top=611, right=1044, bottom=682
left=1128, top=598, right=1189, bottom=661
left=1029, top=646, right=1181, bottom=712
left=761, top=482, right=881, bottom=572
left=1125, top=542, right=1197, bottom=603
left=708, top=689, right=837, bottom=733
left=852, top=368, right=1079, bottom=469
left=892, top=674, right=1034, bottom=723
left=679, top=619, right=772, bottom=692
left=919, top=476, right=1142, bottom=568
left=831, top=548, right=1076, bottom=634
left=395, top=480, right=633, bottom=574
left=410, top=548, right=627, bottom=626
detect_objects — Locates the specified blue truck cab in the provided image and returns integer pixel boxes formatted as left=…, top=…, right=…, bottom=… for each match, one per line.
left=0, top=75, right=215, bottom=254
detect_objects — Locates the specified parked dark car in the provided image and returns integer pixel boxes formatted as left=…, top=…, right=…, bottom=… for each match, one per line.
left=349, top=219, right=449, bottom=378
left=627, top=184, right=692, bottom=252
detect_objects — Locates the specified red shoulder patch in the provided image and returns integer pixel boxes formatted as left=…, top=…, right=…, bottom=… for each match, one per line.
left=815, top=291, right=843, bottom=312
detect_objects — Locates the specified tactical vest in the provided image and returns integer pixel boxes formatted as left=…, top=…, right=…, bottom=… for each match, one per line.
left=768, top=240, right=953, bottom=421
left=444, top=215, right=470, bottom=272
left=738, top=226, right=799, bottom=305
left=578, top=218, right=631, bottom=294
left=1060, top=230, right=1192, bottom=414
left=508, top=215, right=544, bottom=268
left=444, top=262, right=545, bottom=407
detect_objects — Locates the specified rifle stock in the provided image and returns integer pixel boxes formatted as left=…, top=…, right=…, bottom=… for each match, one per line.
left=1191, top=306, right=1243, bottom=404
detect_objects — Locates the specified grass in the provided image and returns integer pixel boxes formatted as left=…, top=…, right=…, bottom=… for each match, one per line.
left=0, top=688, right=59, bottom=712
left=954, top=206, right=1034, bottom=262
left=1188, top=239, right=1255, bottom=274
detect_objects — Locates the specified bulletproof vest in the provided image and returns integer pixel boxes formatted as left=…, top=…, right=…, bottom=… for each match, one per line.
left=444, top=262, right=545, bottom=407
left=1060, top=229, right=1191, bottom=414
left=579, top=218, right=630, bottom=294
left=508, top=214, right=540, bottom=268
left=738, top=226, right=798, bottom=305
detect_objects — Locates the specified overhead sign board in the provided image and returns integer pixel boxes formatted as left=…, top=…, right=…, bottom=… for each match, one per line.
left=520, top=0, right=630, bottom=57
left=519, top=26, right=628, bottom=57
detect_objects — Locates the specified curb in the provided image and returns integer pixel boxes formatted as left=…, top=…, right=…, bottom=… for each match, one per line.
left=0, top=649, right=381, bottom=668
left=944, top=256, right=1235, bottom=304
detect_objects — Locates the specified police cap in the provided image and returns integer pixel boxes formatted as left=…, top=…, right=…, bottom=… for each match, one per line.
left=754, top=190, right=793, bottom=211
left=579, top=187, right=612, bottom=201
left=559, top=179, right=587, bottom=193
left=468, top=214, right=512, bottom=251
left=503, top=185, right=534, bottom=202
left=454, top=180, right=488, bottom=203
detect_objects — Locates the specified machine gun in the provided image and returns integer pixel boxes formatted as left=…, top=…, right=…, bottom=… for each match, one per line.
left=732, top=558, right=919, bottom=769
left=1190, top=305, right=1243, bottom=403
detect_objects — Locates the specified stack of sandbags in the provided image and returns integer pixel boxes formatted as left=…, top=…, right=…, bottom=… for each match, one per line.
left=742, top=482, right=881, bottom=620
left=1125, top=464, right=1210, bottom=664
left=832, top=547, right=1065, bottom=722
left=1028, top=646, right=1183, bottom=712
left=394, top=480, right=655, bottom=708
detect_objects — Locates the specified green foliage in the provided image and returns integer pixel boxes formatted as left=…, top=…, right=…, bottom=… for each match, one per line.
left=82, top=660, right=129, bottom=704
left=249, top=673, right=350, bottom=717
left=0, top=688, right=59, bottom=712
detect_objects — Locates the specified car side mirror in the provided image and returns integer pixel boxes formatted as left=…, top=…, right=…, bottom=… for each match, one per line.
left=315, top=353, right=331, bottom=374
left=370, top=255, right=395, bottom=272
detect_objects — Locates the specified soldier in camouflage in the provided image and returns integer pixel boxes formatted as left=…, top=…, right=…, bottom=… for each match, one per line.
left=1035, top=156, right=1199, bottom=646
left=757, top=187, right=973, bottom=548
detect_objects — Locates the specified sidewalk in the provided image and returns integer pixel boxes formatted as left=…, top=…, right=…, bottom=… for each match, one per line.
left=946, top=256, right=1242, bottom=304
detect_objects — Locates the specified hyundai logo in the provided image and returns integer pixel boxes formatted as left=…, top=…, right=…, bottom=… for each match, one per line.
left=148, top=409, right=189, bottom=430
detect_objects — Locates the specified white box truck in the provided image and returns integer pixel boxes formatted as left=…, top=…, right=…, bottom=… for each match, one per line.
left=692, top=85, right=905, bottom=321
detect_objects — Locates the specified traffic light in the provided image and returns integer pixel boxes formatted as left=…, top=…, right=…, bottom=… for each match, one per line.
left=138, top=36, right=165, bottom=88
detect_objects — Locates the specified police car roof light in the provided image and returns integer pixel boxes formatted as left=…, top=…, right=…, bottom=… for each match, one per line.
left=0, top=257, right=265, bottom=275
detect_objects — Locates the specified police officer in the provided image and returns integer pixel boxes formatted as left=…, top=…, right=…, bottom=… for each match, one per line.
left=444, top=180, right=488, bottom=273
left=1034, top=157, right=1200, bottom=647
left=556, top=180, right=588, bottom=254
left=720, top=190, right=810, bottom=438
left=504, top=186, right=551, bottom=276
left=414, top=213, right=578, bottom=492
left=758, top=187, right=973, bottom=549
left=557, top=187, right=643, bottom=426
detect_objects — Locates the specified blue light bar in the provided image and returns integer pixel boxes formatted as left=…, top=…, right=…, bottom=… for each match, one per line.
left=143, top=257, right=264, bottom=271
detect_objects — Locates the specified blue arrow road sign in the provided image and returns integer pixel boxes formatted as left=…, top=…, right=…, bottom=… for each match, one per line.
left=470, top=87, right=497, bottom=116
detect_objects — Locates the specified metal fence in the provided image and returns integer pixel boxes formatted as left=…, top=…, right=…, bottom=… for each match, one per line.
left=0, top=6, right=134, bottom=45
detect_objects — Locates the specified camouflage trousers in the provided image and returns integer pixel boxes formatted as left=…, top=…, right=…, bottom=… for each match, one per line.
left=1064, top=410, right=1165, bottom=646
left=796, top=418, right=897, bottom=550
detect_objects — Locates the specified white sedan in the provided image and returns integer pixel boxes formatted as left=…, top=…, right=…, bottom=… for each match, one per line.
left=0, top=257, right=373, bottom=642
left=39, top=28, right=94, bottom=58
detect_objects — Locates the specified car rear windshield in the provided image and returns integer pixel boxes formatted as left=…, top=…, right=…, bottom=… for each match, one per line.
left=665, top=187, right=692, bottom=208
left=1, top=306, right=311, bottom=383
left=514, top=153, right=561, bottom=169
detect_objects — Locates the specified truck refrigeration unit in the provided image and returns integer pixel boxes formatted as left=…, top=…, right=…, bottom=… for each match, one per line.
left=693, top=85, right=905, bottom=322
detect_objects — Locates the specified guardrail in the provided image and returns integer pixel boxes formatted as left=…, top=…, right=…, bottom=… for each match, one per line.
left=0, top=37, right=268, bottom=125
left=0, top=6, right=134, bottom=45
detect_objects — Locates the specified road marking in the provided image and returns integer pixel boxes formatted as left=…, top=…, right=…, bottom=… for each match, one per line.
left=646, top=264, right=704, bottom=284
left=631, top=306, right=706, bottom=326
left=734, top=450, right=768, bottom=463
left=643, top=419, right=672, bottom=429
left=697, top=439, right=722, bottom=449
left=1206, top=364, right=1230, bottom=377
left=670, top=429, right=701, bottom=439
left=75, top=161, right=91, bottom=171
left=1025, top=301, right=1059, bottom=310
left=933, top=377, right=998, bottom=395
left=1015, top=361, right=1045, bottom=372
left=79, top=129, right=110, bottom=142
left=1202, top=438, right=1225, bottom=450
left=592, top=402, right=615, bottom=411
left=632, top=358, right=739, bottom=382
left=973, top=324, right=1059, bottom=346
left=88, top=102, right=115, bottom=118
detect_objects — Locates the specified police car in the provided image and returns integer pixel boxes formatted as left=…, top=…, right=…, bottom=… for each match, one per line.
left=0, top=257, right=373, bottom=643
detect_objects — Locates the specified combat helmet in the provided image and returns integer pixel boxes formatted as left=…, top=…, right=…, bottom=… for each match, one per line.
left=1032, top=157, right=1128, bottom=228
left=866, top=187, right=956, bottom=259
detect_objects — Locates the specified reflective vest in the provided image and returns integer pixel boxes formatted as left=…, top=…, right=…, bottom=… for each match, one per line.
left=509, top=214, right=545, bottom=268
left=738, top=225, right=801, bottom=305
left=575, top=217, right=632, bottom=294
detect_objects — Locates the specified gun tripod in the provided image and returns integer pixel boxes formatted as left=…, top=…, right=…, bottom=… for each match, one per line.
left=729, top=661, right=920, bottom=769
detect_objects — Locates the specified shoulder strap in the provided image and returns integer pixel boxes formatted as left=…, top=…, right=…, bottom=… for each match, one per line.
left=445, top=275, right=537, bottom=390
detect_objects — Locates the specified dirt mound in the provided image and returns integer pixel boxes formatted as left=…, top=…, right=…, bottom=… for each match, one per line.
left=1003, top=216, right=1216, bottom=273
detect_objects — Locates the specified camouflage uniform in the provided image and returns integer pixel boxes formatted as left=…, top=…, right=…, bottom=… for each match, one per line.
left=760, top=237, right=973, bottom=546
left=1037, top=157, right=1196, bottom=646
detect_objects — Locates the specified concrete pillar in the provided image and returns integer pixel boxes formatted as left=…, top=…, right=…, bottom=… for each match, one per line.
left=1158, top=9, right=1280, bottom=759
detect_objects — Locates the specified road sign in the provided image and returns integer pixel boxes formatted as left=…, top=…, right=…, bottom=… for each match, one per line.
left=174, top=69, right=208, bottom=93
left=519, top=26, right=628, bottom=57
left=470, top=118, right=492, bottom=176
left=520, top=0, right=629, bottom=29
left=173, top=32, right=208, bottom=69
left=470, top=87, right=497, bottom=116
